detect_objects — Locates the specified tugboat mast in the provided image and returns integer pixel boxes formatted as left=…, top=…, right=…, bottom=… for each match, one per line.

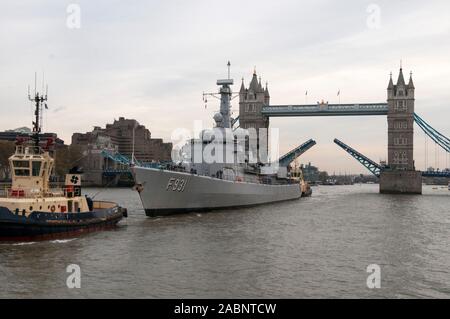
left=28, top=73, right=48, bottom=147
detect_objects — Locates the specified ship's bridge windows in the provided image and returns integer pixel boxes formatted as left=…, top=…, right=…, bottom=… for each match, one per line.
left=15, top=169, right=30, bottom=176
left=32, top=161, right=42, bottom=177
left=13, top=160, right=30, bottom=176
left=13, top=160, right=29, bottom=168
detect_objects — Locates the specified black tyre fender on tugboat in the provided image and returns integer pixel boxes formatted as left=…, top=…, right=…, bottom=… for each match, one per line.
left=86, top=196, right=94, bottom=211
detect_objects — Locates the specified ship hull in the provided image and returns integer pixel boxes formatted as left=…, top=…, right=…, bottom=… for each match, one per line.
left=134, top=167, right=302, bottom=217
left=0, top=203, right=125, bottom=241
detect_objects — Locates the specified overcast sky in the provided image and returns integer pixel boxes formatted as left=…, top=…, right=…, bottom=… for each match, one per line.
left=1, top=0, right=449, bottom=173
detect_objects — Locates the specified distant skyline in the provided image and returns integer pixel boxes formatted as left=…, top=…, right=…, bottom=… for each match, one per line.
left=1, top=0, right=449, bottom=173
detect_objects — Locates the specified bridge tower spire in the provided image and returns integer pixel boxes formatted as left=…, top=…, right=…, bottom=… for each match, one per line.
left=239, top=69, right=270, bottom=163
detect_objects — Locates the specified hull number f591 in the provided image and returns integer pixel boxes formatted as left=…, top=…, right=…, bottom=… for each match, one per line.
left=166, top=178, right=188, bottom=192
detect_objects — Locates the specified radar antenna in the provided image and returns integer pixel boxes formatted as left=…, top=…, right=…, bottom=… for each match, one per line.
left=202, top=61, right=240, bottom=114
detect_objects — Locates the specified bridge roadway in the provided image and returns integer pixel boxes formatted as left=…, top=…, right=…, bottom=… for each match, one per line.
left=262, top=103, right=388, bottom=117
left=422, top=171, right=450, bottom=178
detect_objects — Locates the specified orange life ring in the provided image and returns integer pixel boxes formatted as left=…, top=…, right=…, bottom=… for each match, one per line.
left=50, top=205, right=56, bottom=213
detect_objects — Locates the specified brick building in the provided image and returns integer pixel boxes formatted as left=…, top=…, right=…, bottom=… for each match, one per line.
left=72, top=118, right=172, bottom=185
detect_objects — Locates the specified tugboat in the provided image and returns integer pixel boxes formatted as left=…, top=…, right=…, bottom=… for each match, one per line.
left=291, top=165, right=312, bottom=197
left=0, top=86, right=127, bottom=241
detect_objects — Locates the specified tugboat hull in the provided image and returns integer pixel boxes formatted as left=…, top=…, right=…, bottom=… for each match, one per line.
left=0, top=203, right=126, bottom=241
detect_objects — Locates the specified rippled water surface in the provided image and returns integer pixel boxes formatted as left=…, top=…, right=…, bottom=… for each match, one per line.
left=1, top=185, right=449, bottom=298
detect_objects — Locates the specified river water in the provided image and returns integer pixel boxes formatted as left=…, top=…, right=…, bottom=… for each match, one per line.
left=0, top=185, right=449, bottom=298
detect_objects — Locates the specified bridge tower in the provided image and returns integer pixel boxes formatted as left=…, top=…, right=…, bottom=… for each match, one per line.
left=386, top=68, right=415, bottom=170
left=239, top=70, right=270, bottom=162
left=380, top=67, right=422, bottom=194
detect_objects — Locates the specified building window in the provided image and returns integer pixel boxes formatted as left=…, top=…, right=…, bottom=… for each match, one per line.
left=394, top=121, right=408, bottom=129
left=393, top=151, right=408, bottom=164
left=395, top=100, right=407, bottom=112
left=394, top=137, right=408, bottom=145
left=245, top=104, right=257, bottom=113
left=400, top=152, right=408, bottom=164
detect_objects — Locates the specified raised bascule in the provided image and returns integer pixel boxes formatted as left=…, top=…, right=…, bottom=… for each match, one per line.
left=238, top=66, right=450, bottom=195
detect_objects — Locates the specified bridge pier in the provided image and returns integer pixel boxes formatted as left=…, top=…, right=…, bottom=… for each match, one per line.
left=379, top=170, right=422, bottom=194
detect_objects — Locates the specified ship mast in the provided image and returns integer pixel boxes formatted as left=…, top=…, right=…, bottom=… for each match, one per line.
left=28, top=73, right=48, bottom=147
left=203, top=62, right=237, bottom=129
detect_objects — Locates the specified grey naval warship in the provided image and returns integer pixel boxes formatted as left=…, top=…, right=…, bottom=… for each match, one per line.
left=133, top=66, right=310, bottom=217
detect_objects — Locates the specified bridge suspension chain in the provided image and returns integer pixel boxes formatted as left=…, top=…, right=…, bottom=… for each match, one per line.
left=424, top=133, right=428, bottom=170
left=414, top=113, right=450, bottom=153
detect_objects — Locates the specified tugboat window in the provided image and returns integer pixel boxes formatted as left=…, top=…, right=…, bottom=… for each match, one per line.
left=32, top=161, right=42, bottom=176
left=15, top=169, right=30, bottom=176
left=13, top=161, right=29, bottom=168
left=14, top=160, right=31, bottom=176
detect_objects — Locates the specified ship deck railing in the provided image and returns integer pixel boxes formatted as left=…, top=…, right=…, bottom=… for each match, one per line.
left=158, top=166, right=299, bottom=186
left=0, top=186, right=78, bottom=199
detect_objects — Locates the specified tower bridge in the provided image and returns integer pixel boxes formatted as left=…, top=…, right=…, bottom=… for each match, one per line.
left=238, top=67, right=449, bottom=194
